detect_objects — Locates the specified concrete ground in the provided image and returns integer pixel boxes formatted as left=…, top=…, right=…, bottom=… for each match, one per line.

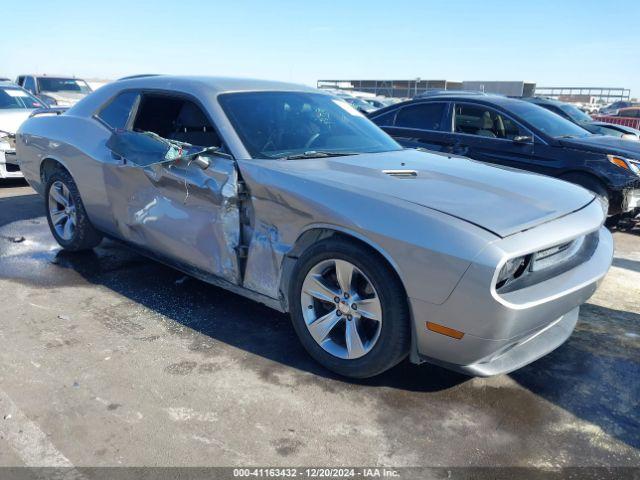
left=0, top=179, right=638, bottom=469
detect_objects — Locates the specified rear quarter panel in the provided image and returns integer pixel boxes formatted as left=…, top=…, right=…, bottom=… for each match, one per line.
left=17, top=114, right=114, bottom=231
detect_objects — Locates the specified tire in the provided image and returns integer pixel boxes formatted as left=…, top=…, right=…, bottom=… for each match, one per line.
left=560, top=172, right=610, bottom=216
left=289, top=237, right=410, bottom=378
left=45, top=169, right=103, bottom=251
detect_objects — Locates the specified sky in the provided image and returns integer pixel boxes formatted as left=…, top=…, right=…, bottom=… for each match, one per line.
left=2, top=0, right=639, bottom=97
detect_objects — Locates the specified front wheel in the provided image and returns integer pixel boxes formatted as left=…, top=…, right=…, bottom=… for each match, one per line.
left=289, top=238, right=410, bottom=378
left=45, top=169, right=103, bottom=251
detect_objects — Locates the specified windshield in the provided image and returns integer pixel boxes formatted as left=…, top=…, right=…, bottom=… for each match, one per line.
left=510, top=102, right=591, bottom=138
left=0, top=87, right=45, bottom=109
left=38, top=78, right=92, bottom=94
left=558, top=103, right=592, bottom=123
left=219, top=91, right=401, bottom=159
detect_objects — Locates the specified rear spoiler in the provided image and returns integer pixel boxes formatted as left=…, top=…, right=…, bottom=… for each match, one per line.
left=29, top=106, right=69, bottom=118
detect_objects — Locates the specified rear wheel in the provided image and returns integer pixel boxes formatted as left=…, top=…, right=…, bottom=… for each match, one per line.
left=45, top=169, right=103, bottom=251
left=289, top=238, right=410, bottom=378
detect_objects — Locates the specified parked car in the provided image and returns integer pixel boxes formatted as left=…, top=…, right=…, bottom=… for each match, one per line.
left=16, top=75, right=93, bottom=107
left=369, top=94, right=640, bottom=219
left=16, top=76, right=612, bottom=378
left=524, top=96, right=640, bottom=141
left=0, top=82, right=47, bottom=179
left=614, top=107, right=640, bottom=119
left=599, top=101, right=639, bottom=116
left=338, top=94, right=377, bottom=114
left=578, top=103, right=599, bottom=115
left=362, top=97, right=392, bottom=109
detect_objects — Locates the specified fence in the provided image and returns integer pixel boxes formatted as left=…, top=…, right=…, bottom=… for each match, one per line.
left=592, top=115, right=640, bottom=130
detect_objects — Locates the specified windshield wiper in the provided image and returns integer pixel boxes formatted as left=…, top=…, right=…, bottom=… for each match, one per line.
left=280, top=150, right=360, bottom=160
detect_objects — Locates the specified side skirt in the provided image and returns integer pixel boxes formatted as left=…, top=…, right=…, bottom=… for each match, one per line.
left=102, top=233, right=287, bottom=313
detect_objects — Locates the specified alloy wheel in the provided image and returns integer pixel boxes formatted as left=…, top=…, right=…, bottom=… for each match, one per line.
left=300, top=259, right=382, bottom=359
left=48, top=180, right=77, bottom=241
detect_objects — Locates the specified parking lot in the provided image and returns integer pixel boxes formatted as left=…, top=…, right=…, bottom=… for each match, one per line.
left=0, top=179, right=638, bottom=469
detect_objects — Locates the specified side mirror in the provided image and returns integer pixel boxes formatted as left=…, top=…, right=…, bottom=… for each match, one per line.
left=621, top=133, right=639, bottom=142
left=513, top=135, right=533, bottom=144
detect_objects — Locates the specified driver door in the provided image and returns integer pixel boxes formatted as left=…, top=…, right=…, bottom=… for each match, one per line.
left=98, top=90, right=242, bottom=285
left=450, top=103, right=538, bottom=172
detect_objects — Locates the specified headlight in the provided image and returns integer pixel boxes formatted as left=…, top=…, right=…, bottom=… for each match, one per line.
left=496, top=255, right=530, bottom=288
left=0, top=131, right=14, bottom=151
left=608, top=154, right=640, bottom=176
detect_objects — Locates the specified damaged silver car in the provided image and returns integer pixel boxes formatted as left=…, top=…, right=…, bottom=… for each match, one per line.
left=16, top=76, right=613, bottom=378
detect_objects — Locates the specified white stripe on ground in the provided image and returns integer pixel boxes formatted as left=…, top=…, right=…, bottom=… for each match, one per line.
left=0, top=388, right=86, bottom=478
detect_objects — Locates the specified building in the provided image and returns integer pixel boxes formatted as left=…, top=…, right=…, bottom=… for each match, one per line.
left=317, top=79, right=535, bottom=98
left=462, top=81, right=536, bottom=97
left=317, top=79, right=631, bottom=104
left=533, top=87, right=630, bottom=104
left=317, top=79, right=463, bottom=98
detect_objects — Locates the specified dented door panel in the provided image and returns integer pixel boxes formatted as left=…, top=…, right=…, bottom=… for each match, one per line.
left=242, top=219, right=288, bottom=298
left=104, top=156, right=242, bottom=285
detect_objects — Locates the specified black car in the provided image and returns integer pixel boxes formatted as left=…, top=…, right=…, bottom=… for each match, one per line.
left=369, top=95, right=640, bottom=218
left=523, top=96, right=640, bottom=141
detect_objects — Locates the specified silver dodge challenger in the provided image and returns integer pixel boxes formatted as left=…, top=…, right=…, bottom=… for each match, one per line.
left=16, top=76, right=613, bottom=378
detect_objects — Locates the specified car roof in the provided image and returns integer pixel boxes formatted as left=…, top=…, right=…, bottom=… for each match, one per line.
left=415, top=89, right=487, bottom=98
left=67, top=75, right=326, bottom=118
left=373, top=93, right=532, bottom=114
left=0, top=81, right=24, bottom=89
left=113, top=75, right=317, bottom=95
left=18, top=74, right=82, bottom=78
left=522, top=96, right=566, bottom=107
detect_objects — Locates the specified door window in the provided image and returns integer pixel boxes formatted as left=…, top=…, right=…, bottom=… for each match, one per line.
left=395, top=103, right=446, bottom=131
left=132, top=94, right=221, bottom=147
left=97, top=91, right=139, bottom=130
left=23, top=77, right=36, bottom=93
left=371, top=109, right=397, bottom=126
left=454, top=104, right=529, bottom=140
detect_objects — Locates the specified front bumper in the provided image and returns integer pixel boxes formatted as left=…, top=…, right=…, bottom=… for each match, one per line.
left=0, top=150, right=23, bottom=179
left=424, top=307, right=579, bottom=376
left=409, top=200, right=613, bottom=376
left=622, top=188, right=640, bottom=212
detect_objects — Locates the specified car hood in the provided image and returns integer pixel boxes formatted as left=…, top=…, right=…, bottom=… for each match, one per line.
left=0, top=110, right=33, bottom=134
left=559, top=135, right=640, bottom=158
left=589, top=121, right=640, bottom=135
left=263, top=149, right=595, bottom=238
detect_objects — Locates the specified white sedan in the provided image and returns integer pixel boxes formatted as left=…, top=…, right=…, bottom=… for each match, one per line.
left=0, top=82, right=46, bottom=179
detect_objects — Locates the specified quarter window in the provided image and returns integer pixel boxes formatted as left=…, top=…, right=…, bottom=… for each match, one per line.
left=98, top=91, right=139, bottom=130
left=395, top=103, right=446, bottom=131
left=454, top=104, right=528, bottom=140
